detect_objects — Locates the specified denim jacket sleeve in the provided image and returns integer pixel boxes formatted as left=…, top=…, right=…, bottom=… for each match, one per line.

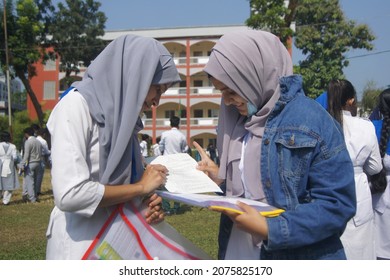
left=263, top=98, right=356, bottom=251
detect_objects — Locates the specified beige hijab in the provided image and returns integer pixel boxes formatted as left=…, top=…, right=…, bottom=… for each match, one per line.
left=204, top=30, right=293, bottom=199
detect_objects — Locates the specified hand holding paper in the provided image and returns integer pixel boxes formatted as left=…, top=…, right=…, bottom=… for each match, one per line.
left=217, top=201, right=270, bottom=239
left=151, top=153, right=284, bottom=218
left=156, top=191, right=284, bottom=217
left=150, top=153, right=223, bottom=194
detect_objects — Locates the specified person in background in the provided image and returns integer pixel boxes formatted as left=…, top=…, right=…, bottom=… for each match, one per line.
left=159, top=116, right=187, bottom=155
left=139, top=134, right=150, bottom=158
left=315, top=91, right=328, bottom=109
left=159, top=115, right=188, bottom=214
left=45, top=34, right=180, bottom=259
left=207, top=143, right=217, bottom=164
left=20, top=126, right=42, bottom=203
left=31, top=124, right=40, bottom=136
left=327, top=79, right=382, bottom=259
left=371, top=88, right=390, bottom=260
left=152, top=136, right=161, bottom=157
left=35, top=127, right=51, bottom=196
left=0, top=131, right=20, bottom=205
left=194, top=30, right=356, bottom=260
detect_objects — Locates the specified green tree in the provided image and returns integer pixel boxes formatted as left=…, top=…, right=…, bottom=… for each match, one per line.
left=360, top=81, right=382, bottom=117
left=1, top=0, right=106, bottom=125
left=49, top=0, right=106, bottom=80
left=247, top=0, right=375, bottom=98
left=246, top=0, right=297, bottom=48
left=1, top=0, right=55, bottom=126
left=0, top=110, right=32, bottom=149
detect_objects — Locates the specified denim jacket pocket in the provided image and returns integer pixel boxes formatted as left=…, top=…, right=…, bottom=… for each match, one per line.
left=274, top=131, right=318, bottom=207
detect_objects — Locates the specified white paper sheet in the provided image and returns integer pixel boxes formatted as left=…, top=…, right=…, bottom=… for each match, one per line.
left=150, top=153, right=222, bottom=193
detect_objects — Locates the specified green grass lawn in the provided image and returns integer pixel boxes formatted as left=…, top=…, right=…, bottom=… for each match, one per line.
left=0, top=170, right=220, bottom=260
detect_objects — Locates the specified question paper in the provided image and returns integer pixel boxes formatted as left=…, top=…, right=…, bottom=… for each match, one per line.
left=150, top=153, right=222, bottom=194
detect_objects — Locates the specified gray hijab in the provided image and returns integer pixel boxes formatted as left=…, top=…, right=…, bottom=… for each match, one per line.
left=204, top=30, right=292, bottom=200
left=73, top=34, right=180, bottom=185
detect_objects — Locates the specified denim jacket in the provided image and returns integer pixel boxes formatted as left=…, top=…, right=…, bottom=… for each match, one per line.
left=260, top=75, right=356, bottom=259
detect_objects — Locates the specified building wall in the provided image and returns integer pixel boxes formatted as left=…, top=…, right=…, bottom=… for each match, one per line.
left=28, top=47, right=59, bottom=120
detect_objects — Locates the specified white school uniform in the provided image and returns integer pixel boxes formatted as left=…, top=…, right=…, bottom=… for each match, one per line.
left=372, top=154, right=390, bottom=259
left=340, top=111, right=382, bottom=259
left=45, top=91, right=106, bottom=259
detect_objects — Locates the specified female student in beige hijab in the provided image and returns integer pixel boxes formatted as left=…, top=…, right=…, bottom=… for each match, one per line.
left=195, top=30, right=356, bottom=260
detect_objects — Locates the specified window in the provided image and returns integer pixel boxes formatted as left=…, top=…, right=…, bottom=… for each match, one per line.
left=144, top=110, right=152, bottom=118
left=194, top=138, right=203, bottom=147
left=208, top=138, right=217, bottom=147
left=165, top=110, right=175, bottom=118
left=179, top=109, right=186, bottom=118
left=44, top=59, right=56, bottom=71
left=193, top=51, right=202, bottom=57
left=193, top=80, right=203, bottom=87
left=194, top=109, right=203, bottom=118
left=208, top=109, right=219, bottom=118
left=43, top=81, right=56, bottom=100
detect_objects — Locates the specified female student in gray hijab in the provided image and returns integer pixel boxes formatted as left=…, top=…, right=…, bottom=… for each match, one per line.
left=46, top=34, right=181, bottom=259
left=195, top=30, right=356, bottom=259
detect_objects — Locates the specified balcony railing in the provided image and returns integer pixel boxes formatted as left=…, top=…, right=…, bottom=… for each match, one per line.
left=173, top=56, right=210, bottom=66
left=165, top=87, right=220, bottom=96
left=143, top=117, right=218, bottom=127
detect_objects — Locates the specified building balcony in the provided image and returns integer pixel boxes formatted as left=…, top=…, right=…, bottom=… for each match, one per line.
left=143, top=117, right=218, bottom=127
left=173, top=56, right=210, bottom=66
left=165, top=86, right=220, bottom=96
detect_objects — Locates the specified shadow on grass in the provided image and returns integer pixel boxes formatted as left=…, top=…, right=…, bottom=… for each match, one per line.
left=9, top=189, right=53, bottom=205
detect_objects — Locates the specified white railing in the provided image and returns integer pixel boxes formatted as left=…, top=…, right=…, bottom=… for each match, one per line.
left=143, top=117, right=218, bottom=127
left=173, top=56, right=210, bottom=66
left=164, top=87, right=220, bottom=96
left=190, top=56, right=209, bottom=65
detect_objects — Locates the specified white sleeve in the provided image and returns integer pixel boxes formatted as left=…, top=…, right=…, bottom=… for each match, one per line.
left=42, top=140, right=50, bottom=156
left=159, top=134, right=165, bottom=153
left=11, top=144, right=18, bottom=161
left=47, top=92, right=104, bottom=217
left=364, top=122, right=383, bottom=175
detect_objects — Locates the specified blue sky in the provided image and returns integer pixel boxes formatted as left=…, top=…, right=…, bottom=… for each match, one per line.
left=59, top=0, right=390, bottom=99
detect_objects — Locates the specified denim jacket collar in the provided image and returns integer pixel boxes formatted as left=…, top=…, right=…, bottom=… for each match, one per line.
left=279, top=75, right=304, bottom=103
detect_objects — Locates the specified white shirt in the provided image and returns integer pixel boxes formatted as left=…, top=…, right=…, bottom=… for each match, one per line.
left=340, top=111, right=382, bottom=260
left=36, top=135, right=51, bottom=157
left=152, top=143, right=161, bottom=156
left=46, top=90, right=106, bottom=259
left=159, top=127, right=187, bottom=155
left=140, top=140, right=148, bottom=157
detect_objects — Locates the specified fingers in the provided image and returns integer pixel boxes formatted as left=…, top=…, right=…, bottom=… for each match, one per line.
left=142, top=164, right=168, bottom=191
left=149, top=164, right=169, bottom=183
left=209, top=206, right=240, bottom=219
left=149, top=212, right=165, bottom=224
left=193, top=141, right=209, bottom=159
left=147, top=193, right=162, bottom=207
left=196, top=163, right=213, bottom=173
left=236, top=201, right=253, bottom=213
left=147, top=164, right=169, bottom=174
left=145, top=207, right=165, bottom=224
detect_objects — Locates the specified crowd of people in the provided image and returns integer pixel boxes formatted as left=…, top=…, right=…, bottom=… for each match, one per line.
left=0, top=124, right=51, bottom=205
left=2, top=30, right=389, bottom=261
